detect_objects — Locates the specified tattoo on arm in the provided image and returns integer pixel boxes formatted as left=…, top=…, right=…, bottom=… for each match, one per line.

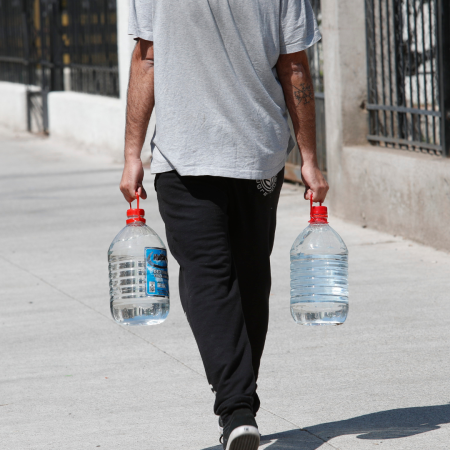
left=293, top=83, right=314, bottom=106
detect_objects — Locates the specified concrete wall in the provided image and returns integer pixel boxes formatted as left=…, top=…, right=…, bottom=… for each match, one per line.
left=48, top=92, right=125, bottom=160
left=47, top=90, right=155, bottom=162
left=333, top=145, right=450, bottom=251
left=0, top=82, right=28, bottom=132
left=321, top=0, right=450, bottom=251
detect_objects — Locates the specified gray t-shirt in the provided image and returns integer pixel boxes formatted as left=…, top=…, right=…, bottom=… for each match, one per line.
left=129, top=0, right=321, bottom=179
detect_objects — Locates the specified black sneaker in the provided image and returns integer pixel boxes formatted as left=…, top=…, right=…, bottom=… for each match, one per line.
left=221, top=408, right=260, bottom=450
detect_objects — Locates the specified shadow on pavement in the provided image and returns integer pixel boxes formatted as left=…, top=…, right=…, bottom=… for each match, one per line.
left=202, top=403, right=450, bottom=449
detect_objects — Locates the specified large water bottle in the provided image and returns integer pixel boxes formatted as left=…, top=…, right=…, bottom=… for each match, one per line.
left=290, top=196, right=348, bottom=325
left=108, top=194, right=169, bottom=325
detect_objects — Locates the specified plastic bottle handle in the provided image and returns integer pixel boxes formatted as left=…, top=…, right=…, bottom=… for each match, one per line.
left=309, top=192, right=322, bottom=215
left=129, top=192, right=140, bottom=209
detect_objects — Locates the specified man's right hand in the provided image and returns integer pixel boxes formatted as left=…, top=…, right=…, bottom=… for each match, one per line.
left=301, top=161, right=329, bottom=203
left=120, top=158, right=147, bottom=203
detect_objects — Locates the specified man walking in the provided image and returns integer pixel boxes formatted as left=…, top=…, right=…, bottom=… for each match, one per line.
left=120, top=0, right=328, bottom=448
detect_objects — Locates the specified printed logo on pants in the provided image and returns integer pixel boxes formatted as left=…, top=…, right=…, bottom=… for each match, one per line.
left=256, top=175, right=277, bottom=196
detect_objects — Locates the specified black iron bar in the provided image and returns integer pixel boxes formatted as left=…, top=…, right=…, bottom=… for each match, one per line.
left=86, top=1, right=93, bottom=67
left=68, top=63, right=118, bottom=73
left=102, top=0, right=109, bottom=70
left=386, top=0, right=394, bottom=139
left=393, top=0, right=406, bottom=142
left=378, top=0, right=388, bottom=138
left=435, top=0, right=443, bottom=155
left=369, top=0, right=379, bottom=137
left=412, top=0, right=422, bottom=147
left=399, top=0, right=408, bottom=144
left=71, top=1, right=80, bottom=91
left=21, top=1, right=32, bottom=87
left=420, top=0, right=430, bottom=145
left=0, top=56, right=29, bottom=64
left=365, top=0, right=372, bottom=138
left=405, top=0, right=415, bottom=143
left=438, top=0, right=450, bottom=156
left=367, top=0, right=378, bottom=140
left=367, top=134, right=442, bottom=151
left=102, top=0, right=110, bottom=94
left=366, top=103, right=441, bottom=117
left=429, top=0, right=437, bottom=145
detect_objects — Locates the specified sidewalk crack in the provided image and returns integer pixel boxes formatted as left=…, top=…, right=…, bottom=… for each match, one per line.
left=0, top=253, right=205, bottom=379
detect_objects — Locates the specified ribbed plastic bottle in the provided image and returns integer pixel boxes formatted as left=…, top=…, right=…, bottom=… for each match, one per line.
left=108, top=194, right=169, bottom=325
left=290, top=195, right=348, bottom=325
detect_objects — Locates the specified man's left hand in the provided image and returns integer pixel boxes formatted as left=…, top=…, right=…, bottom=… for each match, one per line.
left=120, top=158, right=147, bottom=203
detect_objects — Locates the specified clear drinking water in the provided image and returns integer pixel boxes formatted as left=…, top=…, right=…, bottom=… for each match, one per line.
left=108, top=200, right=169, bottom=325
left=290, top=203, right=348, bottom=326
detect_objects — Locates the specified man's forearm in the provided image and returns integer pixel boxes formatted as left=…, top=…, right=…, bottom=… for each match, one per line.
left=125, top=40, right=155, bottom=161
left=276, top=51, right=317, bottom=166
left=276, top=50, right=328, bottom=202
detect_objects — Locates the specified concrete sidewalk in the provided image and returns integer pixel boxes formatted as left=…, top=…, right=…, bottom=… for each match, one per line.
left=1, top=129, right=449, bottom=450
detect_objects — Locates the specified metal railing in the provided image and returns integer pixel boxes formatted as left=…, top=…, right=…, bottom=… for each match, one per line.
left=0, top=0, right=119, bottom=132
left=285, top=0, right=326, bottom=182
left=365, top=0, right=449, bottom=157
left=65, top=0, right=119, bottom=97
left=0, top=0, right=36, bottom=85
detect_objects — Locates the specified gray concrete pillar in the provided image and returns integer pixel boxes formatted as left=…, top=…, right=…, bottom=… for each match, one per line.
left=321, top=0, right=368, bottom=211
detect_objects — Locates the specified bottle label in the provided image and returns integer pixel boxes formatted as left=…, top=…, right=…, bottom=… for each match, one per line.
left=145, top=247, right=169, bottom=297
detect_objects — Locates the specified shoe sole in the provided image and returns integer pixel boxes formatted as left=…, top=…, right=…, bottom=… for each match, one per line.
left=226, top=425, right=260, bottom=450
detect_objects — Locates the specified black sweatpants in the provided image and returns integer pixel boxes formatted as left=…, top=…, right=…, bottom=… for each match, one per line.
left=155, top=168, right=283, bottom=422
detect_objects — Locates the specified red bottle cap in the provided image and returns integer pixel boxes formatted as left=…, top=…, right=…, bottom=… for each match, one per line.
left=126, top=193, right=146, bottom=224
left=309, top=193, right=328, bottom=224
left=127, top=209, right=145, bottom=217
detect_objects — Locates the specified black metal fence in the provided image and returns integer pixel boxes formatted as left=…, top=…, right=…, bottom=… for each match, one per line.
left=0, top=0, right=119, bottom=132
left=66, top=0, right=118, bottom=97
left=286, top=0, right=326, bottom=182
left=365, top=0, right=449, bottom=157
left=0, top=0, right=36, bottom=85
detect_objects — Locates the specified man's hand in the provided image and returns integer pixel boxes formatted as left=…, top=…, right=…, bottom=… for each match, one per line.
left=120, top=159, right=147, bottom=203
left=301, top=161, right=329, bottom=203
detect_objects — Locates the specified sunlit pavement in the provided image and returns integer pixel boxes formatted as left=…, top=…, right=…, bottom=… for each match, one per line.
left=1, top=127, right=449, bottom=450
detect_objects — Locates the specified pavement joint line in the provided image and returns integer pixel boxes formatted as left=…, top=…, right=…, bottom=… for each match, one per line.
left=0, top=251, right=341, bottom=445
left=0, top=252, right=207, bottom=378
left=258, top=406, right=339, bottom=449
left=0, top=253, right=107, bottom=319
left=353, top=240, right=397, bottom=246
left=0, top=167, right=123, bottom=181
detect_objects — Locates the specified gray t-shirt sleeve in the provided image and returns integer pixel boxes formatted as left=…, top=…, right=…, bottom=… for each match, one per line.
left=129, top=0, right=154, bottom=41
left=279, top=0, right=321, bottom=54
